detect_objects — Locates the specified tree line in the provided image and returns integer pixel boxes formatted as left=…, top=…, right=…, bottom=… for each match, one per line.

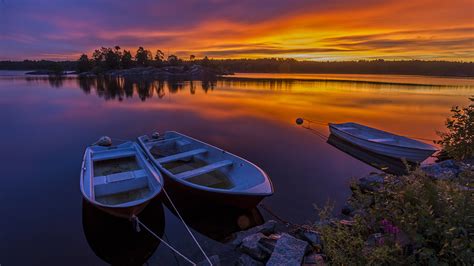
left=0, top=49, right=472, bottom=77
left=76, top=46, right=210, bottom=73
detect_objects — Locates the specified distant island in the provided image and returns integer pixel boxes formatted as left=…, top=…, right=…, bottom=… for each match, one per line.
left=1, top=46, right=473, bottom=78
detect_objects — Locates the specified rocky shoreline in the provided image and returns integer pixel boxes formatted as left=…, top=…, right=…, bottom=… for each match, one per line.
left=202, top=158, right=473, bottom=265
left=78, top=65, right=232, bottom=80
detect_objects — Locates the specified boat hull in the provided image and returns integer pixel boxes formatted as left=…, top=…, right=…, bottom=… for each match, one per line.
left=162, top=174, right=267, bottom=210
left=329, top=126, right=436, bottom=162
left=82, top=196, right=154, bottom=219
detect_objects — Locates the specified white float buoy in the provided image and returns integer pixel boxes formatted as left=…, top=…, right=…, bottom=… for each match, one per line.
left=96, top=136, right=112, bottom=146
left=152, top=132, right=161, bottom=139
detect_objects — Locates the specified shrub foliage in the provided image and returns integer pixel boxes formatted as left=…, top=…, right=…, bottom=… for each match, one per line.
left=437, top=97, right=474, bottom=160
left=317, top=169, right=473, bottom=265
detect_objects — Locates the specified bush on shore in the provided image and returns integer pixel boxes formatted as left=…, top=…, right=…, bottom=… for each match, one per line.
left=316, top=98, right=474, bottom=265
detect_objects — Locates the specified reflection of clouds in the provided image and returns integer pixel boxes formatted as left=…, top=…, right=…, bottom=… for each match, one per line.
left=13, top=75, right=473, bottom=144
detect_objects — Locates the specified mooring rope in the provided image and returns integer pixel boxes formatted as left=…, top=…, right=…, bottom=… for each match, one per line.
left=132, top=215, right=197, bottom=265
left=90, top=136, right=212, bottom=265
left=163, top=188, right=213, bottom=265
left=259, top=203, right=292, bottom=226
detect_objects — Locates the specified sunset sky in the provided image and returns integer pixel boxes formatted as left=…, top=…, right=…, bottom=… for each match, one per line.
left=0, top=0, right=473, bottom=61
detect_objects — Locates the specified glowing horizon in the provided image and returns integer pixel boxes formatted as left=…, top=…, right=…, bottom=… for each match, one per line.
left=0, top=0, right=473, bottom=61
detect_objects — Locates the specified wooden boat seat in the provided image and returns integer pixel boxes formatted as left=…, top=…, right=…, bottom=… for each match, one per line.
left=176, top=160, right=233, bottom=180
left=92, top=149, right=136, bottom=161
left=368, top=138, right=394, bottom=143
left=157, top=148, right=208, bottom=164
left=94, top=169, right=148, bottom=197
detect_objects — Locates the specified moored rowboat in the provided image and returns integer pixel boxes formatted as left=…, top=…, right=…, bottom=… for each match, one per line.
left=137, top=131, right=273, bottom=209
left=329, top=122, right=437, bottom=163
left=80, top=141, right=164, bottom=218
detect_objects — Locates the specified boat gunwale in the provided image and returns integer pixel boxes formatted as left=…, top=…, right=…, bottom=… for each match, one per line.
left=137, top=132, right=274, bottom=197
left=329, top=123, right=438, bottom=152
left=80, top=142, right=163, bottom=210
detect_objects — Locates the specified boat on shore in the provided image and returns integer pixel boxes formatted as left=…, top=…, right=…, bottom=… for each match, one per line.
left=137, top=131, right=273, bottom=209
left=80, top=141, right=164, bottom=218
left=329, top=122, right=437, bottom=163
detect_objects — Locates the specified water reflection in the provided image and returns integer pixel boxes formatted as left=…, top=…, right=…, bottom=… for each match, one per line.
left=82, top=199, right=165, bottom=265
left=168, top=204, right=264, bottom=242
left=78, top=77, right=216, bottom=101
left=1, top=72, right=473, bottom=265
left=327, top=134, right=415, bottom=175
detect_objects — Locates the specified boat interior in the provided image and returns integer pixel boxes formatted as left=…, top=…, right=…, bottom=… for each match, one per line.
left=91, top=149, right=153, bottom=205
left=148, top=137, right=235, bottom=189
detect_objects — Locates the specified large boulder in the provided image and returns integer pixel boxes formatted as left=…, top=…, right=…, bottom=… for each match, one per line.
left=239, top=233, right=270, bottom=261
left=236, top=254, right=264, bottom=266
left=421, top=160, right=461, bottom=180
left=231, top=220, right=277, bottom=246
left=266, top=233, right=308, bottom=266
left=357, top=173, right=385, bottom=192
left=296, top=229, right=322, bottom=248
left=303, top=252, right=326, bottom=265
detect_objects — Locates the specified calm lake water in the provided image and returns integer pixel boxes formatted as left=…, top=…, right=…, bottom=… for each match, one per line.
left=0, top=72, right=473, bottom=265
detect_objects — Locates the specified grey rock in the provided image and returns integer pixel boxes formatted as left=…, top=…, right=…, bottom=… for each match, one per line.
left=300, top=230, right=322, bottom=247
left=266, top=233, right=308, bottom=266
left=236, top=254, right=264, bottom=266
left=231, top=220, right=277, bottom=246
left=303, top=253, right=326, bottom=265
left=239, top=233, right=270, bottom=261
left=422, top=160, right=460, bottom=180
left=257, top=235, right=278, bottom=257
left=197, top=254, right=220, bottom=266
left=357, top=173, right=385, bottom=192
left=458, top=159, right=474, bottom=172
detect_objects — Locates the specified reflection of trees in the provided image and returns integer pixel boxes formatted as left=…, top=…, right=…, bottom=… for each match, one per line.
left=167, top=79, right=184, bottom=94
left=25, top=76, right=70, bottom=88
left=47, top=76, right=64, bottom=88
left=201, top=80, right=216, bottom=93
left=74, top=77, right=220, bottom=101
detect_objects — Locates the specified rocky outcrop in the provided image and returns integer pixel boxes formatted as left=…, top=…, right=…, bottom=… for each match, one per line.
left=421, top=160, right=461, bottom=179
left=239, top=233, right=271, bottom=261
left=266, top=233, right=308, bottom=266
left=78, top=65, right=230, bottom=80
left=231, top=220, right=277, bottom=247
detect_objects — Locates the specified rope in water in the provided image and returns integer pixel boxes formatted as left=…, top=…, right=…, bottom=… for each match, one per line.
left=259, top=203, right=293, bottom=226
left=132, top=216, right=197, bottom=265
left=162, top=188, right=213, bottom=265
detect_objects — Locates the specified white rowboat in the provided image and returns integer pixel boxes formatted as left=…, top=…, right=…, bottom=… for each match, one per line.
left=80, top=141, right=164, bottom=218
left=329, top=122, right=437, bottom=162
left=138, top=131, right=273, bottom=208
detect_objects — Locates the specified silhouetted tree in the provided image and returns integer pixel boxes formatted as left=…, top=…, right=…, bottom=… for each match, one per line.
left=189, top=54, right=196, bottom=61
left=77, top=54, right=91, bottom=73
left=167, top=54, right=180, bottom=66
left=200, top=56, right=211, bottom=67
left=104, top=46, right=121, bottom=69
left=48, top=62, right=64, bottom=75
left=121, top=50, right=133, bottom=69
left=155, top=50, right=164, bottom=62
left=154, top=49, right=165, bottom=67
left=135, top=47, right=152, bottom=66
